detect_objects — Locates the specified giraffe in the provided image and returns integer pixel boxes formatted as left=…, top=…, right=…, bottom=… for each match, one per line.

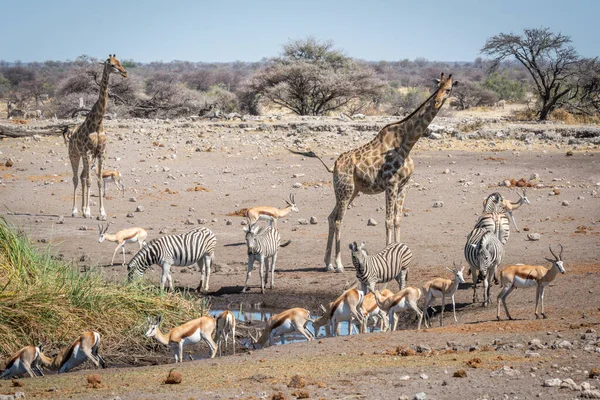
left=296, top=73, right=458, bottom=272
left=67, top=54, right=127, bottom=219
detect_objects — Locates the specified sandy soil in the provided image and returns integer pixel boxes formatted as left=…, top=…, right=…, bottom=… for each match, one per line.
left=0, top=112, right=599, bottom=399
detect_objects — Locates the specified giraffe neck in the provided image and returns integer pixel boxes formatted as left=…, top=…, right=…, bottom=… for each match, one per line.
left=86, top=62, right=111, bottom=130
left=376, top=88, right=442, bottom=158
left=394, top=93, right=442, bottom=159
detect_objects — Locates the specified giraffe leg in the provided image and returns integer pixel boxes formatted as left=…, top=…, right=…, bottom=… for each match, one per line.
left=324, top=205, right=339, bottom=272
left=69, top=145, right=81, bottom=217
left=96, top=156, right=107, bottom=220
left=333, top=199, right=350, bottom=273
left=385, top=186, right=398, bottom=245
left=81, top=155, right=92, bottom=218
left=393, top=186, right=407, bottom=243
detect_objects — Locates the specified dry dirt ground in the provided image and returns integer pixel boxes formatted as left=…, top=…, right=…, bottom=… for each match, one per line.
left=0, top=111, right=599, bottom=399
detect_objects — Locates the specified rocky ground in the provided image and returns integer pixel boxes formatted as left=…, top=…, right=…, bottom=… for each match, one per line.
left=0, top=108, right=599, bottom=399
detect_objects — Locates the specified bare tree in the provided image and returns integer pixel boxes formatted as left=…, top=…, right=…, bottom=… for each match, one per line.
left=249, top=38, right=384, bottom=116
left=481, top=28, right=580, bottom=120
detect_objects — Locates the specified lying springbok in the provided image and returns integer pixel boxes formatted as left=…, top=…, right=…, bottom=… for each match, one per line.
left=145, top=315, right=217, bottom=362
left=497, top=245, right=566, bottom=320
left=250, top=308, right=314, bottom=348
left=98, top=223, right=148, bottom=266
left=1, top=344, right=45, bottom=379
left=215, top=310, right=236, bottom=356
left=374, top=287, right=426, bottom=331
left=245, top=193, right=298, bottom=227
left=360, top=289, right=394, bottom=333
left=423, top=263, right=466, bottom=327
left=38, top=331, right=105, bottom=373
left=312, top=289, right=365, bottom=337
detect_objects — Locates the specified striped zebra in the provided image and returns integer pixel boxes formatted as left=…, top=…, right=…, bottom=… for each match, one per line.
left=474, top=212, right=510, bottom=245
left=482, top=190, right=530, bottom=232
left=464, top=227, right=504, bottom=306
left=482, top=192, right=504, bottom=213
left=242, top=224, right=291, bottom=294
left=127, top=226, right=216, bottom=292
left=349, top=241, right=413, bottom=294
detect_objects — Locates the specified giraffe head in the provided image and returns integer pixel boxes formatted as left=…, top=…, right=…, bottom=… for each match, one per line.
left=103, top=54, right=128, bottom=78
left=432, top=73, right=458, bottom=109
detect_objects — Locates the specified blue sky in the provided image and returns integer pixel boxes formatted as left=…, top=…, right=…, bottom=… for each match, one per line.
left=1, top=0, right=598, bottom=63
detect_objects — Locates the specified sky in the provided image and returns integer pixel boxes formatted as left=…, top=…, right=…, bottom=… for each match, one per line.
left=0, top=0, right=598, bottom=63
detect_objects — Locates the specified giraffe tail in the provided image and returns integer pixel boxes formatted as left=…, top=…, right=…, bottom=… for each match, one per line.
left=287, top=149, right=334, bottom=173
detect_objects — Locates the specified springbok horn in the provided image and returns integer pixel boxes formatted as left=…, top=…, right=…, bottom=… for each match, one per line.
left=549, top=245, right=558, bottom=260
left=559, top=244, right=563, bottom=260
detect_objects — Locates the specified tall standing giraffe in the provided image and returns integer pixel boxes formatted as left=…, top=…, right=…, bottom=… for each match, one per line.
left=296, top=73, right=458, bottom=272
left=67, top=54, right=127, bottom=219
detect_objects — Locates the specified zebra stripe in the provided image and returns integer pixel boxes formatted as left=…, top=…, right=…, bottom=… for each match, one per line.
left=350, top=242, right=412, bottom=293
left=127, top=226, right=216, bottom=291
left=474, top=212, right=510, bottom=245
left=243, top=225, right=284, bottom=293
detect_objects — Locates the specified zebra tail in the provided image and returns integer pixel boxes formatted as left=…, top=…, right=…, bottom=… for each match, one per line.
left=280, top=239, right=292, bottom=247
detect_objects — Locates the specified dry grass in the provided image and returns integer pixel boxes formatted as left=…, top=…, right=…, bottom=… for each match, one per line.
left=0, top=217, right=208, bottom=364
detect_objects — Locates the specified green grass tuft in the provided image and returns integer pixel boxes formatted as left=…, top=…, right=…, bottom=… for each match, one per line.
left=0, top=217, right=209, bottom=364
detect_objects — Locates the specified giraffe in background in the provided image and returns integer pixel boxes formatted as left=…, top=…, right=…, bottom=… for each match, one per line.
left=67, top=54, right=127, bottom=219
left=301, top=73, right=458, bottom=272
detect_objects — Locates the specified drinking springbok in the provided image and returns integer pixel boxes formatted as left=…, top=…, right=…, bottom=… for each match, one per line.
left=1, top=344, right=45, bottom=379
left=312, top=289, right=365, bottom=337
left=373, top=287, right=426, bottom=331
left=38, top=331, right=105, bottom=373
left=250, top=308, right=314, bottom=348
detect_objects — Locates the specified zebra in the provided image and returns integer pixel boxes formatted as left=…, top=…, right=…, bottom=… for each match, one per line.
left=349, top=241, right=413, bottom=294
left=242, top=224, right=291, bottom=294
left=127, top=226, right=216, bottom=292
left=464, top=227, right=504, bottom=307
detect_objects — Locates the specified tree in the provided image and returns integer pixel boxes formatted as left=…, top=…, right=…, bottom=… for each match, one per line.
left=451, top=81, right=498, bottom=110
left=248, top=37, right=383, bottom=116
left=481, top=28, right=580, bottom=120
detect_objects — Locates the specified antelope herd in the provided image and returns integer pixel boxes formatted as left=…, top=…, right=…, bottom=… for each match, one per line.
left=1, top=68, right=569, bottom=379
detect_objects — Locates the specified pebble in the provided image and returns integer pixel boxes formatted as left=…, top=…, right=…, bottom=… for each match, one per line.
left=135, top=206, right=144, bottom=212
left=309, top=216, right=318, bottom=224
left=527, top=233, right=541, bottom=241
left=367, top=218, right=377, bottom=226
left=129, top=197, right=137, bottom=202
left=197, top=218, right=207, bottom=224
left=419, top=373, right=429, bottom=380
left=298, top=219, right=309, bottom=225
left=432, top=201, right=444, bottom=208
left=293, top=182, right=302, bottom=188
left=562, top=200, right=570, bottom=206
left=185, top=218, right=194, bottom=225
left=414, top=393, right=427, bottom=400
left=126, top=212, right=134, bottom=218
left=57, top=215, right=65, bottom=224
left=544, top=378, right=563, bottom=387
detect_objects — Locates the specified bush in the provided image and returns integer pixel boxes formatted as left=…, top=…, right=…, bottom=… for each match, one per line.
left=484, top=72, right=526, bottom=102
left=0, top=218, right=208, bottom=364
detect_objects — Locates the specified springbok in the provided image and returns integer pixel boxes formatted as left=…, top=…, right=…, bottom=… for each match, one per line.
left=373, top=287, right=426, bottom=331
left=90, top=163, right=125, bottom=198
left=312, top=289, right=365, bottom=337
left=98, top=223, right=148, bottom=266
left=423, top=263, right=466, bottom=327
left=483, top=189, right=531, bottom=232
left=245, top=193, right=299, bottom=227
left=38, top=331, right=105, bottom=373
left=215, top=310, right=236, bottom=356
left=360, top=289, right=394, bottom=333
left=145, top=315, right=217, bottom=362
left=1, top=344, right=45, bottom=379
left=497, top=245, right=566, bottom=320
left=249, top=308, right=314, bottom=348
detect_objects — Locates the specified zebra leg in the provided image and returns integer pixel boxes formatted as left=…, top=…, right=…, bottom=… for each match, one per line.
left=263, top=258, right=270, bottom=289
left=160, top=262, right=172, bottom=291
left=243, top=256, right=254, bottom=292
left=259, top=256, right=265, bottom=294
left=270, top=253, right=277, bottom=289
left=423, top=292, right=432, bottom=327
left=393, top=185, right=408, bottom=242
left=470, top=266, right=479, bottom=303
left=202, top=254, right=212, bottom=292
